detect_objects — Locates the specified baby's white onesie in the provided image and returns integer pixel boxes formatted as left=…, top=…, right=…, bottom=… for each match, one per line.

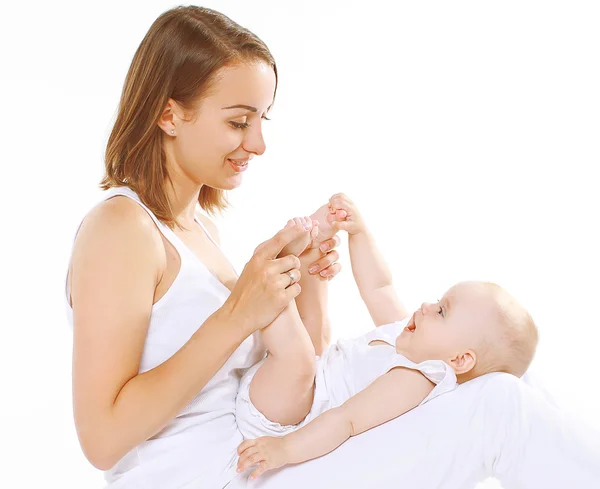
left=236, top=317, right=458, bottom=439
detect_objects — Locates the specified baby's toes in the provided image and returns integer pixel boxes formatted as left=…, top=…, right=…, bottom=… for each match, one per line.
left=310, top=220, right=319, bottom=239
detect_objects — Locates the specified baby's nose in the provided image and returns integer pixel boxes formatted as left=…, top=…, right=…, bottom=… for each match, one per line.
left=420, top=302, right=433, bottom=315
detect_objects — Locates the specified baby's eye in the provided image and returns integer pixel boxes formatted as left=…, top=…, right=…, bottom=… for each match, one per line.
left=437, top=306, right=444, bottom=317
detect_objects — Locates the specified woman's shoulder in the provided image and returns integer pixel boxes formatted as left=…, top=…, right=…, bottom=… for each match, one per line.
left=77, top=196, right=160, bottom=243
left=72, top=195, right=165, bottom=274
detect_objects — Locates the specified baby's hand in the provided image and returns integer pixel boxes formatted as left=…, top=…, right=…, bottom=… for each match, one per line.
left=328, top=193, right=366, bottom=236
left=237, top=436, right=290, bottom=480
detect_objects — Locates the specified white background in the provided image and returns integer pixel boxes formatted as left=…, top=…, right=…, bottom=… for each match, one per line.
left=2, top=1, right=599, bottom=488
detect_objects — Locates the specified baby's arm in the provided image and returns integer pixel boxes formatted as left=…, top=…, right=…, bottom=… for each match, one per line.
left=237, top=366, right=435, bottom=479
left=329, top=194, right=410, bottom=326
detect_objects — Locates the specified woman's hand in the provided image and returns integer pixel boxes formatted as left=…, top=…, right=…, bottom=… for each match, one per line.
left=237, top=436, right=290, bottom=480
left=223, top=222, right=311, bottom=335
left=305, top=234, right=342, bottom=280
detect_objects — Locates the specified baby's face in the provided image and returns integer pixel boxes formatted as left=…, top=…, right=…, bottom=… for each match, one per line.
left=395, top=282, right=496, bottom=367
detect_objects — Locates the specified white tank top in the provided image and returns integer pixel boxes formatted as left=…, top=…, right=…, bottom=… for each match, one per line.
left=64, top=186, right=265, bottom=489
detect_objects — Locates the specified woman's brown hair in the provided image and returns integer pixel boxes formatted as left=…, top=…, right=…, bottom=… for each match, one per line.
left=100, top=5, right=277, bottom=230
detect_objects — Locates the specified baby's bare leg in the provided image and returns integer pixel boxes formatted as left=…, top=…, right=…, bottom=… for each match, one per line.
left=249, top=218, right=317, bottom=426
left=250, top=300, right=316, bottom=426
left=295, top=246, right=332, bottom=356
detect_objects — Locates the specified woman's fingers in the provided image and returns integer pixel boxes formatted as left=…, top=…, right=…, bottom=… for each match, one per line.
left=318, top=234, right=341, bottom=253
left=277, top=268, right=301, bottom=289
left=283, top=282, right=302, bottom=300
left=320, top=262, right=342, bottom=280
left=308, top=249, right=340, bottom=275
left=272, top=254, right=301, bottom=274
left=254, top=222, right=310, bottom=259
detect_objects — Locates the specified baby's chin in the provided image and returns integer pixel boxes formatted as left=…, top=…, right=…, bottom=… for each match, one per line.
left=395, top=336, right=417, bottom=361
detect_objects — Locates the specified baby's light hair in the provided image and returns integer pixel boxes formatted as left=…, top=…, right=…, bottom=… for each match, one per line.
left=474, top=282, right=539, bottom=379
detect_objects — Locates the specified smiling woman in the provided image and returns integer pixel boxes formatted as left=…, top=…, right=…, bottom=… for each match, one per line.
left=100, top=7, right=277, bottom=229
left=65, top=5, right=342, bottom=489
left=154, top=63, right=275, bottom=192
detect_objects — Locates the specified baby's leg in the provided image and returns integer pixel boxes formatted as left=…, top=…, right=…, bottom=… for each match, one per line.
left=250, top=301, right=317, bottom=426
left=294, top=245, right=332, bottom=356
left=249, top=219, right=317, bottom=427
left=284, top=203, right=340, bottom=355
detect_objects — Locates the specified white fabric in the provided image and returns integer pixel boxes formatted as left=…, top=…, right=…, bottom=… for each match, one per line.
left=236, top=319, right=457, bottom=439
left=224, top=372, right=600, bottom=489
left=64, top=187, right=264, bottom=489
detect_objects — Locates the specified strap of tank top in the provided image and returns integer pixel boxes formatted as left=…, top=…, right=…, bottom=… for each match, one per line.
left=107, top=187, right=217, bottom=248
left=103, top=186, right=186, bottom=252
left=194, top=214, right=220, bottom=249
left=66, top=186, right=188, bottom=307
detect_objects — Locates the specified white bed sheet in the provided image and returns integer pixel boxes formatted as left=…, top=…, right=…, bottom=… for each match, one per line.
left=222, top=371, right=600, bottom=489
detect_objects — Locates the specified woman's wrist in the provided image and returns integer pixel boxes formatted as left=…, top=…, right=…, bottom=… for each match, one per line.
left=216, top=299, right=255, bottom=340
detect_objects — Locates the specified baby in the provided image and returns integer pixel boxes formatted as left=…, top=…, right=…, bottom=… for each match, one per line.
left=235, top=193, right=539, bottom=480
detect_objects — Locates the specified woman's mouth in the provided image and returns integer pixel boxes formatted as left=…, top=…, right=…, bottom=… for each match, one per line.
left=228, top=158, right=249, bottom=172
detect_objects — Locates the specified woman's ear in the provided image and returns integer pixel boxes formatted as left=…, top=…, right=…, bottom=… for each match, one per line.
left=157, top=98, right=181, bottom=135
left=449, top=350, right=477, bottom=375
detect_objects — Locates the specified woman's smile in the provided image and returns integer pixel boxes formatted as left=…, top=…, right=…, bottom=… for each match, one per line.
left=228, top=158, right=250, bottom=172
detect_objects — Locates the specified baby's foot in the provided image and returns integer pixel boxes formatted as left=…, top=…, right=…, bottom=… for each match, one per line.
left=309, top=203, right=346, bottom=250
left=279, top=217, right=318, bottom=257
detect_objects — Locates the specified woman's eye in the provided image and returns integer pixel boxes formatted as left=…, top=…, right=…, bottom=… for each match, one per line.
left=230, top=121, right=250, bottom=130
left=261, top=115, right=271, bottom=121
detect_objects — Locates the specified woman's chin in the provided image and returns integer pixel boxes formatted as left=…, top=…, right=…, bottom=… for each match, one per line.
left=226, top=172, right=245, bottom=188
left=212, top=175, right=243, bottom=191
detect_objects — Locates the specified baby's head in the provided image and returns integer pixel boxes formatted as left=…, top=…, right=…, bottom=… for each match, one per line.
left=395, top=281, right=538, bottom=383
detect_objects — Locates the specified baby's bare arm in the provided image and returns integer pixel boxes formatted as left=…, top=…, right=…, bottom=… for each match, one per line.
left=284, top=367, right=436, bottom=464
left=348, top=229, right=410, bottom=326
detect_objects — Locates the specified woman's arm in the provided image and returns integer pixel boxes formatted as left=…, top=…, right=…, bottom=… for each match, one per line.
left=237, top=366, right=435, bottom=479
left=71, top=198, right=304, bottom=470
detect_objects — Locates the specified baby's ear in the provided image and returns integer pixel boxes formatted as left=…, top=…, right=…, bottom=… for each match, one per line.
left=450, top=351, right=477, bottom=375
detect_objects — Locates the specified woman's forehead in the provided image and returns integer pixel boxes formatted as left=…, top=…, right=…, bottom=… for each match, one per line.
left=207, top=63, right=276, bottom=110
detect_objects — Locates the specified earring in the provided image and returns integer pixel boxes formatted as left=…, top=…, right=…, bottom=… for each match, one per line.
left=170, top=129, right=175, bottom=135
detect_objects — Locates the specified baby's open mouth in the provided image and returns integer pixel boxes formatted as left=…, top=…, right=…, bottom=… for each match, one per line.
left=404, top=315, right=417, bottom=333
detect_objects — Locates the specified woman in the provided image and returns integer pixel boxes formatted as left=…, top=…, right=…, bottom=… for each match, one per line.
left=66, top=6, right=600, bottom=489
left=66, top=6, right=340, bottom=488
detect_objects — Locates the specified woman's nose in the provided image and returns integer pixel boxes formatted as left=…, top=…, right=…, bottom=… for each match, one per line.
left=242, top=126, right=266, bottom=156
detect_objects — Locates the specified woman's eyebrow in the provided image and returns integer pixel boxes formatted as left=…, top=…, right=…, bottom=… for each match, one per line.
left=222, top=104, right=257, bottom=112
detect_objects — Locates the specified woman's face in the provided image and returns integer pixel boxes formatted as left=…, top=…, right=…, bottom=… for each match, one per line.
left=164, top=61, right=276, bottom=190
